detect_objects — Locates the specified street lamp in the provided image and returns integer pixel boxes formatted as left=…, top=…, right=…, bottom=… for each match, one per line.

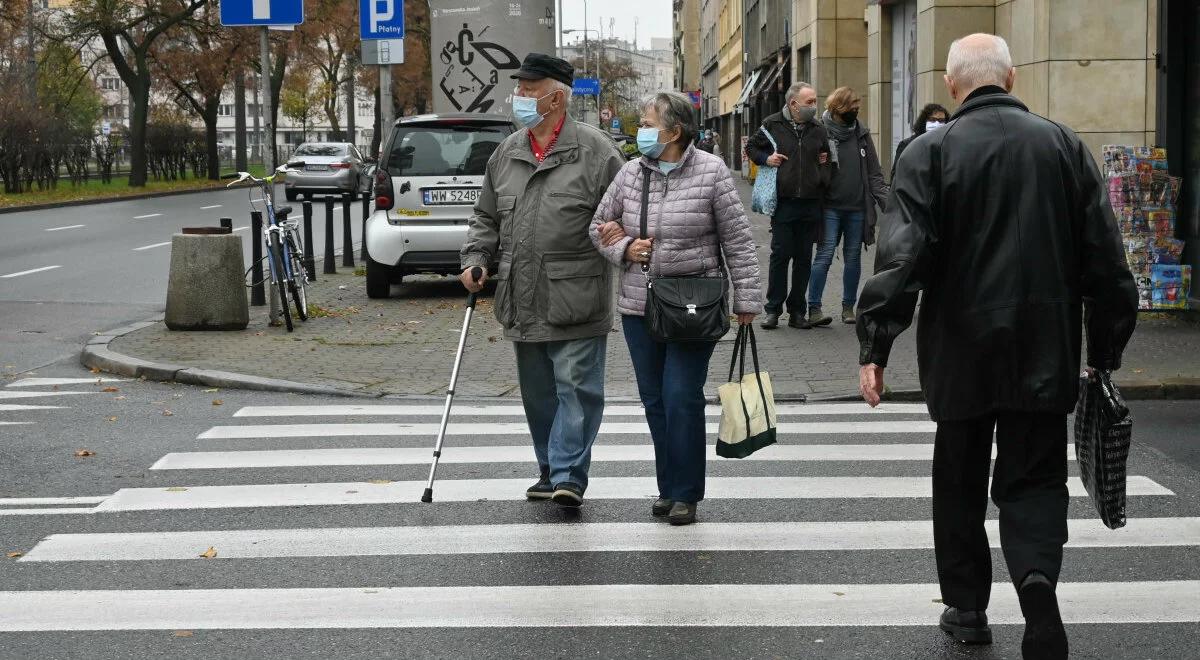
left=562, top=28, right=602, bottom=126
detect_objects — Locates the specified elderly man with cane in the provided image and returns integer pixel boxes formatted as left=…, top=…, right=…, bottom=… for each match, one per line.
left=460, top=53, right=625, bottom=509
left=856, top=34, right=1137, bottom=659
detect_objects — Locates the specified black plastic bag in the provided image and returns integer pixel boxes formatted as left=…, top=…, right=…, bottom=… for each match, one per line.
left=1073, top=371, right=1133, bottom=530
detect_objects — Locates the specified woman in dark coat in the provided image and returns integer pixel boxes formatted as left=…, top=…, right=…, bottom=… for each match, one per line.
left=890, top=103, right=949, bottom=181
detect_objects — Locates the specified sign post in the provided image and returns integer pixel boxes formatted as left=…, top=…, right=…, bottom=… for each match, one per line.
left=360, top=0, right=406, bottom=158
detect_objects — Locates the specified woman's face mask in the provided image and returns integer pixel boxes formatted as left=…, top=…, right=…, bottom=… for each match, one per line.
left=637, top=126, right=667, bottom=158
left=925, top=120, right=946, bottom=133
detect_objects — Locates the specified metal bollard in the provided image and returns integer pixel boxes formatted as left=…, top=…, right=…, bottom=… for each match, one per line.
left=323, top=197, right=337, bottom=275
left=219, top=217, right=233, bottom=231
left=341, top=194, right=355, bottom=268
left=301, top=201, right=316, bottom=282
left=360, top=195, right=371, bottom=261
left=250, top=211, right=265, bottom=306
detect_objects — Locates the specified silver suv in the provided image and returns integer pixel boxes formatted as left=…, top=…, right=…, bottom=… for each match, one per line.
left=364, top=114, right=515, bottom=298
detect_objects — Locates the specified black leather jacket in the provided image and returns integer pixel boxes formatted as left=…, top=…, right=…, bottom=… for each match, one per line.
left=856, top=91, right=1138, bottom=421
left=747, top=111, right=832, bottom=201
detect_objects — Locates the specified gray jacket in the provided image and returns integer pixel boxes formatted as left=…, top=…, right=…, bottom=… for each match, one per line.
left=589, top=145, right=763, bottom=316
left=461, top=118, right=625, bottom=342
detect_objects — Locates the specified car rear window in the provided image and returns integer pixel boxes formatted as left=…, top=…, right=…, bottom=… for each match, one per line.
left=294, top=144, right=347, bottom=157
left=386, top=124, right=511, bottom=177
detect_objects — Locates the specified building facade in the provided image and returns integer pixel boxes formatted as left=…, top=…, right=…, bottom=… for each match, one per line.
left=673, top=0, right=702, bottom=92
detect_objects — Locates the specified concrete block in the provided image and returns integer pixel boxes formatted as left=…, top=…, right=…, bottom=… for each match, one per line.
left=1049, top=0, right=1146, bottom=61
left=164, top=233, right=249, bottom=331
left=1162, top=378, right=1200, bottom=400
left=1048, top=60, right=1146, bottom=133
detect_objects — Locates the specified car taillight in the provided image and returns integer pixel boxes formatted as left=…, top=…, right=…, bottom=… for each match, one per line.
left=330, top=162, right=352, bottom=169
left=374, top=168, right=394, bottom=210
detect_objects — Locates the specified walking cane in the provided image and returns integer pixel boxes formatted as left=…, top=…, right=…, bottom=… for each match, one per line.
left=421, top=266, right=483, bottom=503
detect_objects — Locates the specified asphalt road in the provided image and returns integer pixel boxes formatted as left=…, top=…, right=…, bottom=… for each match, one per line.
left=0, top=187, right=367, bottom=376
left=1, top=363, right=1198, bottom=659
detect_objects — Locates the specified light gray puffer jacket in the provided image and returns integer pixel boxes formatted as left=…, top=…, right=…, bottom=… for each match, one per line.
left=590, top=145, right=763, bottom=317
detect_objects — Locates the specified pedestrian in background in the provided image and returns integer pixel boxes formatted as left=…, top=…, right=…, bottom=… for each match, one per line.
left=460, top=53, right=625, bottom=510
left=746, top=82, right=832, bottom=330
left=890, top=103, right=950, bottom=181
left=591, top=91, right=762, bottom=526
left=856, top=34, right=1137, bottom=659
left=811, top=86, right=888, bottom=325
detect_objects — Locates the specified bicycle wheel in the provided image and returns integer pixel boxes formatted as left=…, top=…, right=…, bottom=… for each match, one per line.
left=287, top=233, right=308, bottom=321
left=269, top=231, right=294, bottom=332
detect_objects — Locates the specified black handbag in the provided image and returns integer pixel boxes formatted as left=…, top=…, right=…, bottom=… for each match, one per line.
left=639, top=167, right=730, bottom=343
left=1074, top=370, right=1133, bottom=530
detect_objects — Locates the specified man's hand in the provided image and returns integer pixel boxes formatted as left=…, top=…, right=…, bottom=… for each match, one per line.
left=459, top=266, right=488, bottom=293
left=736, top=313, right=757, bottom=326
left=598, top=221, right=627, bottom=248
left=624, top=238, right=654, bottom=264
left=766, top=152, right=788, bottom=167
left=819, top=152, right=829, bottom=165
left=860, top=363, right=884, bottom=408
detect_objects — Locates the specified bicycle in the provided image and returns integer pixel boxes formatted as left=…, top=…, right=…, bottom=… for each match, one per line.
left=227, top=163, right=309, bottom=332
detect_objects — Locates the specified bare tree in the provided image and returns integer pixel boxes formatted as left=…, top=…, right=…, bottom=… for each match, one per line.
left=297, top=0, right=357, bottom=141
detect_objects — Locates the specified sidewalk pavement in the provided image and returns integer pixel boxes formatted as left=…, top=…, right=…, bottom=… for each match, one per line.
left=90, top=178, right=1200, bottom=401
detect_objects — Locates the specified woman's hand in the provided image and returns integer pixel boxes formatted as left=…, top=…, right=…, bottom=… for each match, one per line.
left=736, top=313, right=756, bottom=326
left=598, top=221, right=627, bottom=248
left=624, top=238, right=654, bottom=264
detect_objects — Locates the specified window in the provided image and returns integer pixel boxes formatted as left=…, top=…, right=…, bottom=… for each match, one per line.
left=293, top=143, right=348, bottom=157
left=386, top=124, right=512, bottom=177
left=217, top=104, right=234, bottom=117
left=100, top=77, right=120, bottom=91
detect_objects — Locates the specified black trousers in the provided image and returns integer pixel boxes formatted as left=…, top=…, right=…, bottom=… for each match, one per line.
left=764, top=197, right=820, bottom=316
left=932, top=412, right=1070, bottom=612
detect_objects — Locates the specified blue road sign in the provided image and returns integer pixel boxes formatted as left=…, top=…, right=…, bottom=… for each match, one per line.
left=611, top=118, right=621, bottom=131
left=220, top=0, right=304, bottom=27
left=360, top=0, right=405, bottom=40
left=572, top=78, right=600, bottom=96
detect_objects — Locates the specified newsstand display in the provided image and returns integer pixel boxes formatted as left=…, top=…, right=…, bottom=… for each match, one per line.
left=1102, top=145, right=1191, bottom=310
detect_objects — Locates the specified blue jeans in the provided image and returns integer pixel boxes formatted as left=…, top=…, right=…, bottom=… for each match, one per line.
left=622, top=315, right=717, bottom=503
left=514, top=336, right=607, bottom=491
left=808, top=207, right=865, bottom=308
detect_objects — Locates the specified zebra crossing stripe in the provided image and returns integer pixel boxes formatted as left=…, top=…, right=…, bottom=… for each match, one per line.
left=20, top=517, right=1200, bottom=562
left=2, top=581, right=1197, bottom=630
left=0, top=391, right=97, bottom=400
left=150, top=444, right=1080, bottom=470
left=0, top=404, right=66, bottom=412
left=89, top=476, right=1173, bottom=512
left=197, top=420, right=939, bottom=440
left=6, top=377, right=125, bottom=388
left=231, top=403, right=931, bottom=418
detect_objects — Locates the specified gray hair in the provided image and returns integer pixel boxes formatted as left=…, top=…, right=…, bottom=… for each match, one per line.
left=946, top=33, right=1012, bottom=89
left=785, top=82, right=814, bottom=105
left=641, top=91, right=696, bottom=145
left=548, top=79, right=573, bottom=97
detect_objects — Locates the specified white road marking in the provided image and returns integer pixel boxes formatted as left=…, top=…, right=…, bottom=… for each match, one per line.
left=132, top=241, right=172, bottom=251
left=150, top=443, right=1080, bottom=470
left=0, top=421, right=32, bottom=426
left=0, top=496, right=109, bottom=506
left=7, top=377, right=125, bottom=388
left=0, top=404, right=65, bottom=412
left=0, top=391, right=97, bottom=400
left=232, top=403, right=931, bottom=418
left=233, top=226, right=249, bottom=232
left=44, top=224, right=85, bottom=232
left=200, top=205, right=222, bottom=210
left=197, top=420, right=938, bottom=440
left=22, top=518, right=1200, bottom=562
left=132, top=213, right=162, bottom=219
left=89, top=476, right=1173, bottom=512
left=0, top=508, right=98, bottom=516
left=1, top=265, right=61, bottom=278
left=2, top=581, right=1197, bottom=630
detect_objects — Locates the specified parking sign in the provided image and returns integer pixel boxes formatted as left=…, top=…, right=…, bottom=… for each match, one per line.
left=360, top=0, right=405, bottom=40
left=220, top=0, right=304, bottom=26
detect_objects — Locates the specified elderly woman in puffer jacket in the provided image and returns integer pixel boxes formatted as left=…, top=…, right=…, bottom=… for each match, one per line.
left=590, top=91, right=763, bottom=526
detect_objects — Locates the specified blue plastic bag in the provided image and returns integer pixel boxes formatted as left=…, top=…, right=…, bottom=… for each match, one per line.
left=751, top=126, right=779, bottom=217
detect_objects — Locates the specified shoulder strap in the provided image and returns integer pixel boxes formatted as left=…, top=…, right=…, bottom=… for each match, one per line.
left=759, top=125, right=778, bottom=150
left=640, top=166, right=651, bottom=240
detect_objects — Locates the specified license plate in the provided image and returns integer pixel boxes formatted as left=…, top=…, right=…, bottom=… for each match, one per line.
left=305, top=165, right=329, bottom=172
left=423, top=188, right=480, bottom=206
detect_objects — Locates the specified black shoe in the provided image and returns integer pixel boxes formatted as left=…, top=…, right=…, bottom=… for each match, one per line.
left=651, top=497, right=673, bottom=517
left=667, top=501, right=697, bottom=525
left=787, top=314, right=808, bottom=329
left=525, top=469, right=553, bottom=500
left=551, top=482, right=583, bottom=508
left=760, top=313, right=780, bottom=330
left=939, top=607, right=993, bottom=645
left=1018, top=572, right=1067, bottom=660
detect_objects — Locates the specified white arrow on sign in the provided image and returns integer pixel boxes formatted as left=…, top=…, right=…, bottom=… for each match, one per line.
left=253, top=0, right=270, bottom=19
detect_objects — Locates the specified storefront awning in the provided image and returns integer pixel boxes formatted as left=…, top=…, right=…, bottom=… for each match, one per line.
left=734, top=69, right=762, bottom=111
left=758, top=58, right=786, bottom=97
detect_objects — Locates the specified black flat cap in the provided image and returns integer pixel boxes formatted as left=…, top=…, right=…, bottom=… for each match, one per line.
left=510, top=53, right=574, bottom=87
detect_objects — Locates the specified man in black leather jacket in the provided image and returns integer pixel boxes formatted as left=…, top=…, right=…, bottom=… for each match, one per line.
left=856, top=33, right=1137, bottom=659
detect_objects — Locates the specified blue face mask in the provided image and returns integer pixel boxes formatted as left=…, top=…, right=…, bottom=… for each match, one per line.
left=659, top=161, right=680, bottom=174
left=512, top=91, right=556, bottom=129
left=637, top=127, right=666, bottom=159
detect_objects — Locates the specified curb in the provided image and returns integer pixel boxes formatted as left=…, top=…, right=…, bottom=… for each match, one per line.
left=81, top=319, right=1199, bottom=402
left=0, top=181, right=254, bottom=215
left=81, top=318, right=372, bottom=399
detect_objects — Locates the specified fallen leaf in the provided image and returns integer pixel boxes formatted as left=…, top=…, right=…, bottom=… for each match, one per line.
left=102, top=386, right=120, bottom=393
left=199, top=547, right=217, bottom=559
left=833, top=592, right=845, bottom=597
left=162, top=410, right=174, bottom=416
left=212, top=399, right=223, bottom=406
left=932, top=598, right=944, bottom=604
left=6, top=552, right=22, bottom=559
left=203, top=388, right=219, bottom=393
left=173, top=630, right=194, bottom=638
left=165, top=487, right=188, bottom=492
left=89, top=367, right=100, bottom=374
left=73, top=449, right=96, bottom=458
left=114, top=396, right=126, bottom=401
left=366, top=479, right=392, bottom=485
left=105, top=416, right=117, bottom=422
